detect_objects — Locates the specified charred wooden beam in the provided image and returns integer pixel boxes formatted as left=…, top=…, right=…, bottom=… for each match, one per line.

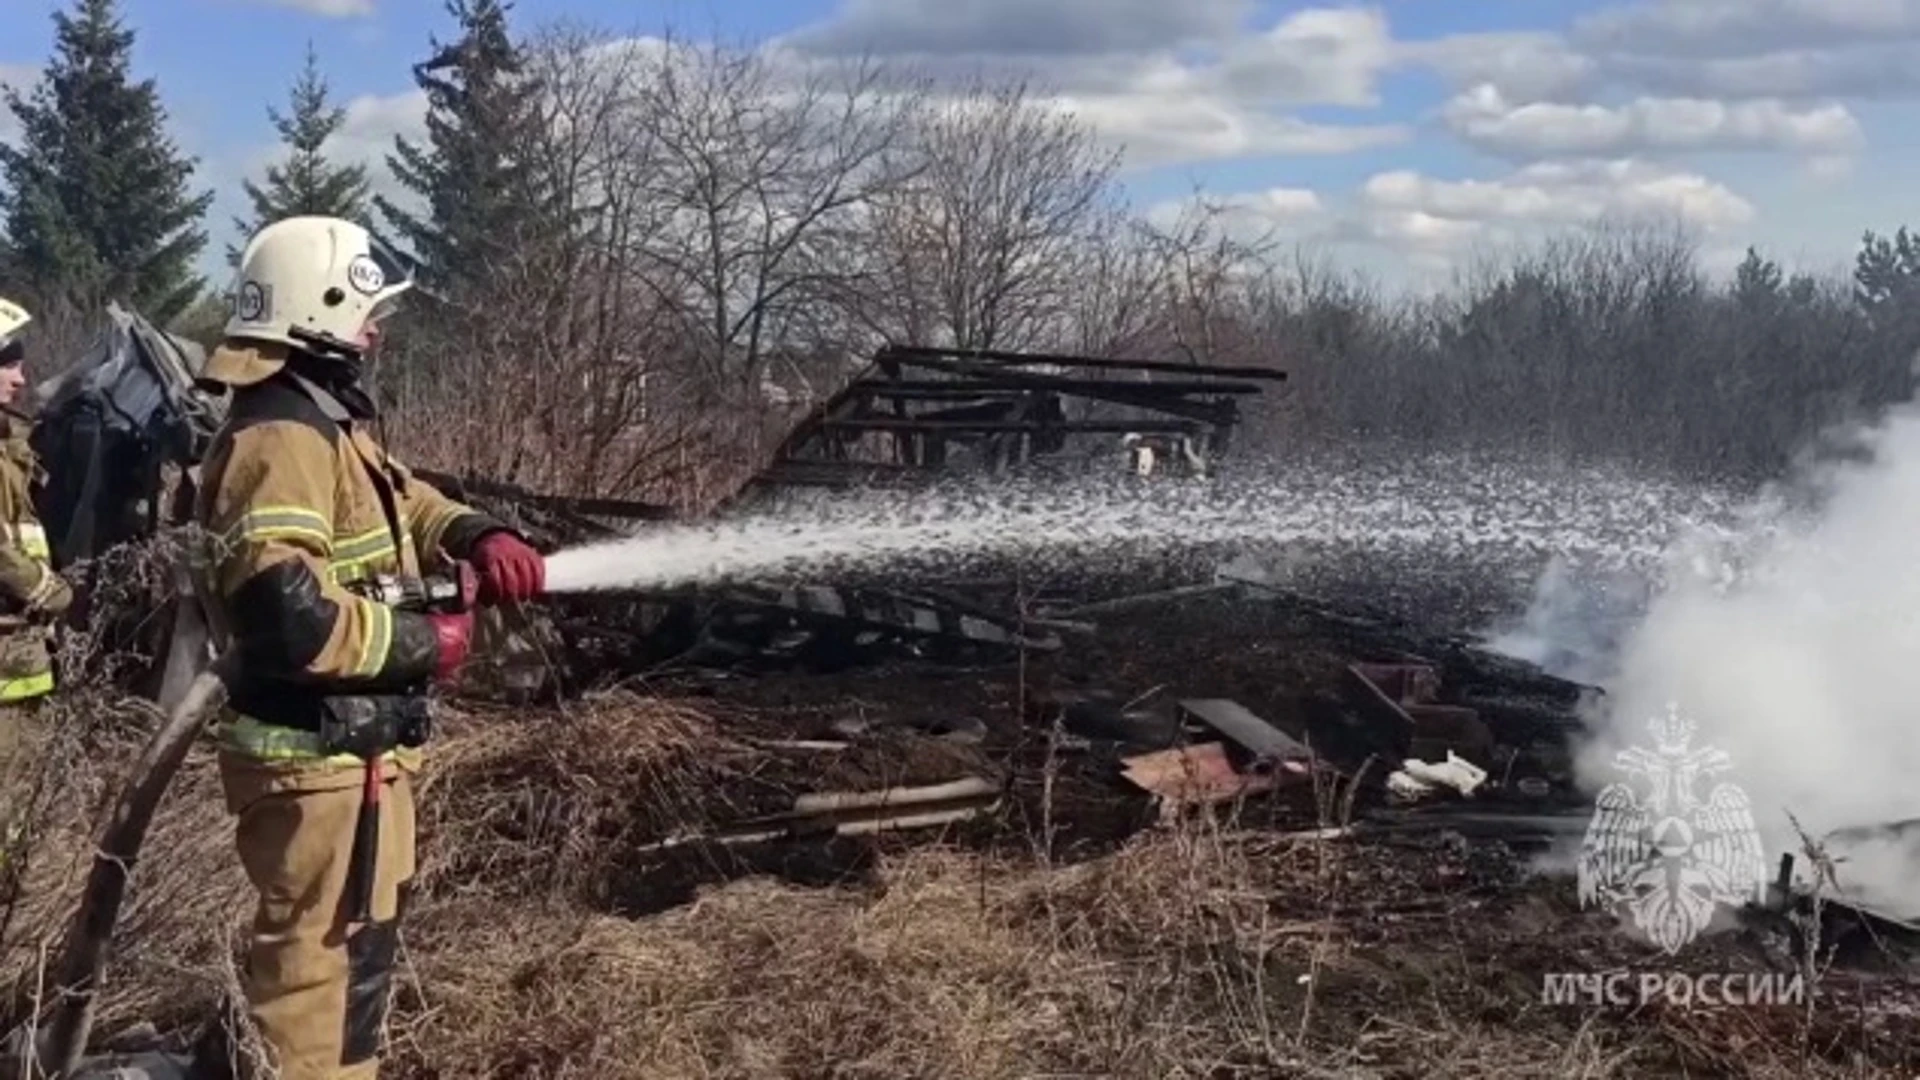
left=821, top=418, right=1205, bottom=434
left=852, top=376, right=1266, bottom=396
left=714, top=580, right=1063, bottom=656
left=877, top=343, right=1288, bottom=382
left=728, top=343, right=1276, bottom=506
left=851, top=382, right=1242, bottom=427
left=884, top=357, right=1247, bottom=424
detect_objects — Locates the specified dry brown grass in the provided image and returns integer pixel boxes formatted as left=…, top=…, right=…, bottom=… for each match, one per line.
left=0, top=543, right=1911, bottom=1077
left=1, top=685, right=1913, bottom=1079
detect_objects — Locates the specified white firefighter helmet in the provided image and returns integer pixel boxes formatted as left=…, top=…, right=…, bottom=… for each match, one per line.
left=0, top=295, right=28, bottom=351
left=205, top=215, right=413, bottom=386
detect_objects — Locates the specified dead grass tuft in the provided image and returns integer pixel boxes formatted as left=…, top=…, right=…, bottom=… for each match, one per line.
left=414, top=693, right=732, bottom=904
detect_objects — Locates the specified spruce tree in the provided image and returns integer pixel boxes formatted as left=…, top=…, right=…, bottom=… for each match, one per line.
left=376, top=0, right=556, bottom=300
left=0, top=0, right=212, bottom=323
left=229, top=42, right=371, bottom=264
left=1854, top=226, right=1920, bottom=311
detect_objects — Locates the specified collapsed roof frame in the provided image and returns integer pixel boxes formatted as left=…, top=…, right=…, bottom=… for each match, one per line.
left=738, top=344, right=1289, bottom=498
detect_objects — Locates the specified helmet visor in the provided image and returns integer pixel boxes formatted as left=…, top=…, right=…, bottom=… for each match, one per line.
left=0, top=297, right=28, bottom=349
left=357, top=234, right=415, bottom=327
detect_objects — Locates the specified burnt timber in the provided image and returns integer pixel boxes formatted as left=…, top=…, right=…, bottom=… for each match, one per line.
left=737, top=344, right=1288, bottom=501
left=426, top=344, right=1288, bottom=678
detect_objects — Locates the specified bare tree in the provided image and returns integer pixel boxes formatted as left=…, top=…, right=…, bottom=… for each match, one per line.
left=382, top=25, right=698, bottom=505
left=1060, top=205, right=1168, bottom=358
left=624, top=35, right=926, bottom=436
left=1131, top=195, right=1279, bottom=368
left=854, top=77, right=1118, bottom=352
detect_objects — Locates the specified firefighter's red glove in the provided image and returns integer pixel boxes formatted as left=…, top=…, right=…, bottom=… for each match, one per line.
left=427, top=611, right=473, bottom=683
left=472, top=531, right=544, bottom=605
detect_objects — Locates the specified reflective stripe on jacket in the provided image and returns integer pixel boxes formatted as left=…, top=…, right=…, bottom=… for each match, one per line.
left=193, top=369, right=503, bottom=768
left=0, top=410, right=69, bottom=701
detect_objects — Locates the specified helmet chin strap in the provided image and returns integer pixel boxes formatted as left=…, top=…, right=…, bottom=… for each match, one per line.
left=286, top=323, right=364, bottom=362
left=283, top=331, right=378, bottom=423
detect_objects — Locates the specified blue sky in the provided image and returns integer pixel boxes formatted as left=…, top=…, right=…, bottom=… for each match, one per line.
left=2, top=0, right=1916, bottom=289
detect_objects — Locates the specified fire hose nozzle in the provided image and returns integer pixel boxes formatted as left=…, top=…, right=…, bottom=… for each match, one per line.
left=353, top=562, right=479, bottom=613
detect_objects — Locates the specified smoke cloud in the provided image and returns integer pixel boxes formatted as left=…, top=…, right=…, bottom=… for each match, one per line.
left=1544, top=398, right=1920, bottom=917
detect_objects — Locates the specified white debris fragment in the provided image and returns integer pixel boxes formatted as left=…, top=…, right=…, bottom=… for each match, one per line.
left=1387, top=750, right=1489, bottom=800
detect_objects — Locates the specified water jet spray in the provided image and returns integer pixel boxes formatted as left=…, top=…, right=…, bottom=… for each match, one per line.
left=532, top=464, right=1745, bottom=598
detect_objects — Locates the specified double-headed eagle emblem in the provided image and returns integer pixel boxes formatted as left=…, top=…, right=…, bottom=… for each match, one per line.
left=1577, top=703, right=1769, bottom=954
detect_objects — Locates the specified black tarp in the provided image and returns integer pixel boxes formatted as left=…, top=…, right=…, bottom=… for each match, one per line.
left=27, top=302, right=222, bottom=568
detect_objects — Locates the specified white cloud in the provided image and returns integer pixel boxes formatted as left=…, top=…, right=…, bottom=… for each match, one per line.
left=1218, top=7, right=1395, bottom=107
left=1805, top=154, right=1856, bottom=181
left=1146, top=186, right=1326, bottom=233
left=1399, top=3, right=1920, bottom=103
left=1365, top=208, right=1488, bottom=264
left=201, top=5, right=1909, bottom=288
left=1573, top=0, right=1920, bottom=59
left=785, top=0, right=1249, bottom=57
left=1603, top=45, right=1920, bottom=100
left=1359, top=159, right=1755, bottom=258
left=228, top=87, right=426, bottom=241
left=1241, top=187, right=1324, bottom=218
left=321, top=89, right=428, bottom=213
left=1134, top=158, right=1759, bottom=277
left=321, top=89, right=427, bottom=170
left=777, top=4, right=1407, bottom=170
left=1053, top=81, right=1407, bottom=167
left=247, top=0, right=375, bottom=15
left=1415, top=1, right=1920, bottom=102
left=1441, top=84, right=1864, bottom=158
left=1028, top=16, right=1411, bottom=167
left=1399, top=32, right=1596, bottom=102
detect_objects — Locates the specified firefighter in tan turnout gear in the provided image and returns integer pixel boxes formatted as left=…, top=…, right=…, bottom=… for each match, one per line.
left=195, top=216, right=544, bottom=1078
left=0, top=297, right=72, bottom=808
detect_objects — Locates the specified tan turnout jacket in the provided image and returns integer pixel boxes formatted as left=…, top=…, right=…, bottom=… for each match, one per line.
left=194, top=361, right=503, bottom=772
left=0, top=408, right=69, bottom=701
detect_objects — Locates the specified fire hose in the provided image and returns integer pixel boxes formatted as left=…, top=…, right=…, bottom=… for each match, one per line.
left=44, top=651, right=236, bottom=1077
left=40, top=563, right=479, bottom=1077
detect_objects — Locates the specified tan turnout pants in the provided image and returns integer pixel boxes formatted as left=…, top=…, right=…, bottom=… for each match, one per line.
left=220, top=751, right=418, bottom=1080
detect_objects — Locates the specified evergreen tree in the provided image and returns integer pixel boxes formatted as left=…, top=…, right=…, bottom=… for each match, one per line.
left=1733, top=246, right=1783, bottom=301
left=1854, top=226, right=1920, bottom=311
left=376, top=0, right=556, bottom=300
left=229, top=41, right=371, bottom=265
left=0, top=0, right=212, bottom=323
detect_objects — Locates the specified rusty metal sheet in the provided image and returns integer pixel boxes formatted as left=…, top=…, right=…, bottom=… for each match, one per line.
left=1120, top=742, right=1282, bottom=806
left=1345, top=662, right=1494, bottom=763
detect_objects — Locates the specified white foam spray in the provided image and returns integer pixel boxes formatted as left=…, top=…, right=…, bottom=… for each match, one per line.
left=1560, top=399, right=1920, bottom=918
left=540, top=455, right=1743, bottom=594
